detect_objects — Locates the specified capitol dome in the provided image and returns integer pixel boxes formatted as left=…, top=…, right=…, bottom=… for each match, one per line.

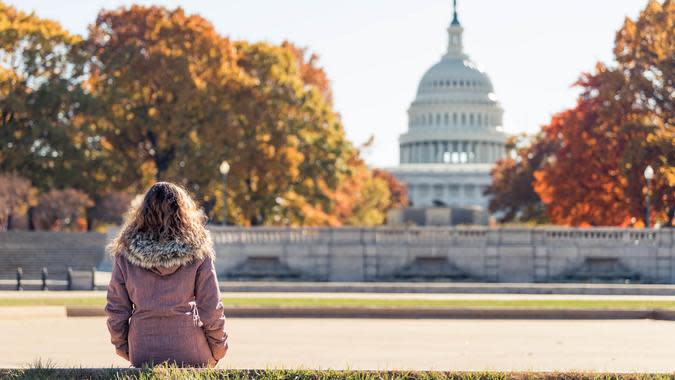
left=417, top=59, right=495, bottom=97
left=389, top=1, right=508, bottom=210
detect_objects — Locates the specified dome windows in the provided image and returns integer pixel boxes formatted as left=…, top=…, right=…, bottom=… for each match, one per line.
left=419, top=78, right=491, bottom=93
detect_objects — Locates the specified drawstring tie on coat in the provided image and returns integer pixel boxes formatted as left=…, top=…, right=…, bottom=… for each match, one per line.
left=187, top=301, right=204, bottom=327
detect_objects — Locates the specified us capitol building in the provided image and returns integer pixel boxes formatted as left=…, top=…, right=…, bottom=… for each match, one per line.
left=388, top=2, right=507, bottom=222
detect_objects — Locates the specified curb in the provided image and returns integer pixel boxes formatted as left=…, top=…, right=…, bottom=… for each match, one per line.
left=65, top=306, right=675, bottom=320
left=217, top=281, right=675, bottom=296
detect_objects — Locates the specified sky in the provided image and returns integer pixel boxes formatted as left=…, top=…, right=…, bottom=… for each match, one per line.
left=11, top=0, right=647, bottom=167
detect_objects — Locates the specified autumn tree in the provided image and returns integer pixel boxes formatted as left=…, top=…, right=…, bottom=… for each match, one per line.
left=0, top=173, right=36, bottom=230
left=32, top=189, right=94, bottom=231
left=1, top=3, right=401, bottom=227
left=282, top=41, right=333, bottom=105
left=488, top=0, right=673, bottom=227
left=328, top=153, right=393, bottom=226
left=485, top=135, right=551, bottom=223
left=0, top=2, right=105, bottom=194
left=85, top=5, right=241, bottom=192
left=89, top=191, right=133, bottom=227
left=372, top=169, right=409, bottom=210
left=224, top=41, right=353, bottom=225
left=533, top=0, right=673, bottom=226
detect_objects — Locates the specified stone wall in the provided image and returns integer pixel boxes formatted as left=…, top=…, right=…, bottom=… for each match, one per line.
left=212, top=227, right=675, bottom=283
left=0, top=231, right=105, bottom=280
left=1, top=228, right=673, bottom=284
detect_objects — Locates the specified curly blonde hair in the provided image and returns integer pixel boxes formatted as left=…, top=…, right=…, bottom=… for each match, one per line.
left=108, top=182, right=210, bottom=260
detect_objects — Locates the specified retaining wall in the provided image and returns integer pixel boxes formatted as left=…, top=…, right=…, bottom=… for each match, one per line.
left=1, top=228, right=673, bottom=284
left=212, top=227, right=675, bottom=283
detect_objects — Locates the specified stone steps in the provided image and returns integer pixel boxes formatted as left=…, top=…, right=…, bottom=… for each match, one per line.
left=0, top=232, right=105, bottom=280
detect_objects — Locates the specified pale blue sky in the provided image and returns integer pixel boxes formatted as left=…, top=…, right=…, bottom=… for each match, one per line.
left=12, top=0, right=646, bottom=167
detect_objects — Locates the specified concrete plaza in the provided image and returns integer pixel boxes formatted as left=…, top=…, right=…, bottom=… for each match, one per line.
left=1, top=312, right=675, bottom=372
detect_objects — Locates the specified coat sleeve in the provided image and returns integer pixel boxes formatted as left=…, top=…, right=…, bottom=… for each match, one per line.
left=195, top=254, right=228, bottom=361
left=105, top=255, right=133, bottom=361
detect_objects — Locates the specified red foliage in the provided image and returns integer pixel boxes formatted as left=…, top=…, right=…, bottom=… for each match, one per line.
left=372, top=169, right=409, bottom=209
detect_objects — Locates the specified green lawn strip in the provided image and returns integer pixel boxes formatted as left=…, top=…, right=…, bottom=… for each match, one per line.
left=0, top=367, right=673, bottom=380
left=3, top=296, right=675, bottom=310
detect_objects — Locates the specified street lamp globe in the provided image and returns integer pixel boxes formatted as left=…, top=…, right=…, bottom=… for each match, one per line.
left=219, top=161, right=230, bottom=176
left=644, top=165, right=654, bottom=180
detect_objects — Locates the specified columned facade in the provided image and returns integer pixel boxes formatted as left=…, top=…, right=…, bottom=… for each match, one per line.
left=388, top=2, right=507, bottom=210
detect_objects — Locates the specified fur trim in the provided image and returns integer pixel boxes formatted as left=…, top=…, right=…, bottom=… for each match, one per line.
left=120, top=230, right=214, bottom=269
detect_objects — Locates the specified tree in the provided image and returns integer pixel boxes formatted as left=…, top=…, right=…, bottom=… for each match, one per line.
left=32, top=189, right=94, bottom=231
left=0, top=1, right=123, bottom=210
left=533, top=0, right=673, bottom=226
left=372, top=169, right=409, bottom=210
left=485, top=135, right=551, bottom=223
left=329, top=154, right=392, bottom=226
left=85, top=5, right=241, bottom=191
left=221, top=41, right=354, bottom=226
left=612, top=0, right=675, bottom=223
left=89, top=191, right=133, bottom=227
left=0, top=173, right=36, bottom=230
left=487, top=0, right=673, bottom=227
left=0, top=3, right=398, bottom=227
left=282, top=41, right=333, bottom=105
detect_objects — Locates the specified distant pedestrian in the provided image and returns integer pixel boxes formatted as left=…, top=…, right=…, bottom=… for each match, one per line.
left=105, top=182, right=228, bottom=368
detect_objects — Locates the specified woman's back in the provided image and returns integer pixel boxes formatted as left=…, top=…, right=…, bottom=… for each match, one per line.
left=105, top=182, right=228, bottom=368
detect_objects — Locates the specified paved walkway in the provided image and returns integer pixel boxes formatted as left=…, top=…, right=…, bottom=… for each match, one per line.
left=3, top=290, right=675, bottom=301
left=1, top=314, right=674, bottom=372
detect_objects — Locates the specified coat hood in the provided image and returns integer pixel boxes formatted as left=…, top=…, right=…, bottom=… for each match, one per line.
left=118, top=230, right=214, bottom=272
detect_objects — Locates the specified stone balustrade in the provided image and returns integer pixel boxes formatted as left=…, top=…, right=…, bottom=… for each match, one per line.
left=211, top=227, right=674, bottom=283
left=0, top=227, right=672, bottom=284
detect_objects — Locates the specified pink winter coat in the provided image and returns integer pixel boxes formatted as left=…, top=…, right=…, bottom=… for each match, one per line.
left=105, top=232, right=228, bottom=367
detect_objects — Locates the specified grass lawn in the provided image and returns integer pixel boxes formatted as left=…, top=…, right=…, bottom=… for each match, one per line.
left=3, top=296, right=675, bottom=310
left=1, top=367, right=674, bottom=380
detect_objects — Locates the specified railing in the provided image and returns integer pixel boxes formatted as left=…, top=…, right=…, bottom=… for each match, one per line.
left=0, top=266, right=97, bottom=291
left=209, top=226, right=670, bottom=246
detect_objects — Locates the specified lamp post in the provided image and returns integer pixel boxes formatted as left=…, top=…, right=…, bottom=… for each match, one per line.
left=219, top=160, right=230, bottom=226
left=644, top=165, right=654, bottom=229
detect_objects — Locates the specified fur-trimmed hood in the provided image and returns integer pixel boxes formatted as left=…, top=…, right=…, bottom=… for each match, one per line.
left=115, top=230, right=214, bottom=270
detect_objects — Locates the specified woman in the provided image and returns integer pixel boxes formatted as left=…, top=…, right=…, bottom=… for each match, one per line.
left=105, top=182, right=228, bottom=367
